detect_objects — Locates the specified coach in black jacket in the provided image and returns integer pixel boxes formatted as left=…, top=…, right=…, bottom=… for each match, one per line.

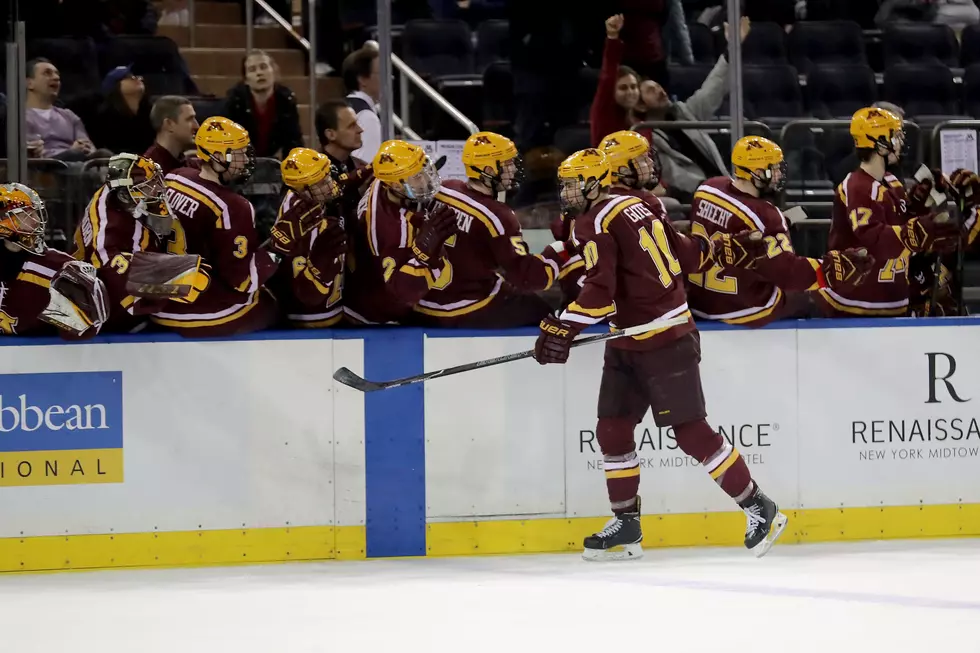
left=222, top=51, right=304, bottom=160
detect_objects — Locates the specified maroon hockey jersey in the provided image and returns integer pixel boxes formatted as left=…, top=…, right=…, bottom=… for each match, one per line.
left=561, top=193, right=708, bottom=351
left=820, top=168, right=912, bottom=316
left=687, top=177, right=822, bottom=326
left=155, top=168, right=278, bottom=335
left=269, top=190, right=344, bottom=328
left=71, top=185, right=170, bottom=332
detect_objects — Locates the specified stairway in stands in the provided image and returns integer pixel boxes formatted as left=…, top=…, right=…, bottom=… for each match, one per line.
left=156, top=1, right=345, bottom=141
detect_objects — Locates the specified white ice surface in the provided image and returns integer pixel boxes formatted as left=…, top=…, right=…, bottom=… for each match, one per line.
left=1, top=539, right=978, bottom=652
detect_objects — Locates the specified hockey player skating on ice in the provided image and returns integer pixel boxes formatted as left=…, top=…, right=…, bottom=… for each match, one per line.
left=533, top=147, right=787, bottom=561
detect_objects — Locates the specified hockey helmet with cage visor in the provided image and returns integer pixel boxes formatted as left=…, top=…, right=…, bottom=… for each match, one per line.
left=850, top=106, right=907, bottom=162
left=281, top=148, right=341, bottom=205
left=0, top=184, right=47, bottom=255
left=373, top=140, right=441, bottom=204
left=600, top=130, right=661, bottom=190
left=732, top=136, right=787, bottom=194
left=106, top=153, right=175, bottom=238
left=195, top=116, right=256, bottom=184
left=557, top=148, right=612, bottom=216
left=461, top=131, right=524, bottom=195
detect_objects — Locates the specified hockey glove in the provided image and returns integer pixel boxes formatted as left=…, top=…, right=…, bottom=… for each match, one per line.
left=950, top=168, right=980, bottom=208
left=533, top=314, right=581, bottom=365
left=707, top=230, right=767, bottom=270
left=268, top=196, right=322, bottom=257
left=818, top=248, right=875, bottom=294
left=306, top=221, right=348, bottom=283
left=411, top=201, right=457, bottom=268
left=908, top=168, right=951, bottom=215
left=39, top=261, right=109, bottom=336
left=901, top=213, right=960, bottom=254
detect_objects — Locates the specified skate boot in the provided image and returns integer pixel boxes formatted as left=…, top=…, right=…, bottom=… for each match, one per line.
left=582, top=497, right=643, bottom=561
left=740, top=485, right=787, bottom=558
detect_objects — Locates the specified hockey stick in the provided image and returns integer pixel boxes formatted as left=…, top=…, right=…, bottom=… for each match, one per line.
left=333, top=314, right=691, bottom=393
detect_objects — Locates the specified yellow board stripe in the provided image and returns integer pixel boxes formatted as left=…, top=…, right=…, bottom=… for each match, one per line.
left=605, top=468, right=640, bottom=479
left=693, top=191, right=758, bottom=231
left=15, top=273, right=51, bottom=288
left=424, top=502, right=980, bottom=556
left=0, top=525, right=366, bottom=573
left=166, top=180, right=223, bottom=225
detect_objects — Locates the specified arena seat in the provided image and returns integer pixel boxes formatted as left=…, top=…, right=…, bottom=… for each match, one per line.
left=884, top=64, right=959, bottom=117
left=665, top=65, right=713, bottom=104
left=883, top=24, right=959, bottom=68
left=27, top=38, right=100, bottom=103
left=741, top=22, right=788, bottom=65
left=743, top=64, right=803, bottom=119
left=962, top=25, right=980, bottom=67
left=476, top=20, right=509, bottom=69
left=481, top=61, right=513, bottom=131
left=788, top=21, right=866, bottom=74
left=403, top=19, right=474, bottom=77
left=963, top=64, right=980, bottom=117
left=687, top=23, right=717, bottom=64
left=554, top=125, right=591, bottom=157
left=806, top=64, right=877, bottom=119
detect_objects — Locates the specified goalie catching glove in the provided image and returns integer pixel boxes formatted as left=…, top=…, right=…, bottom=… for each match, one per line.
left=125, top=251, right=211, bottom=303
left=38, top=261, right=109, bottom=336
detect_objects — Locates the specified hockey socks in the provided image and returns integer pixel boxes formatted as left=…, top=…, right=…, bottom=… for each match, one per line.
left=673, top=419, right=755, bottom=501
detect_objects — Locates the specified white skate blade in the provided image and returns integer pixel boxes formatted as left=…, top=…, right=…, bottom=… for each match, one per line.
left=750, top=511, right=788, bottom=559
left=582, top=542, right=644, bottom=561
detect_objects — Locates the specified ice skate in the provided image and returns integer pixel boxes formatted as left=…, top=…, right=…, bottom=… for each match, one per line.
left=741, top=486, right=787, bottom=558
left=582, top=498, right=643, bottom=561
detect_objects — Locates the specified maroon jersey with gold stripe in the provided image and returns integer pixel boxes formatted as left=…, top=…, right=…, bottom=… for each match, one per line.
left=156, top=168, right=278, bottom=334
left=412, top=180, right=560, bottom=321
left=560, top=193, right=704, bottom=351
left=821, top=168, right=911, bottom=316
left=344, top=179, right=450, bottom=324
left=0, top=248, right=78, bottom=336
left=268, top=190, right=343, bottom=328
left=71, top=186, right=169, bottom=332
left=687, top=177, right=821, bottom=326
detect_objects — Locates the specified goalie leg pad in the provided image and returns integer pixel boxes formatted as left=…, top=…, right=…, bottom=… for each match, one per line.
left=39, top=261, right=110, bottom=336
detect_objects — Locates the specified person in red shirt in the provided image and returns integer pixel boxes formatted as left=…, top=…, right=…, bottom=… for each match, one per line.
left=222, top=51, right=303, bottom=160
left=590, top=14, right=641, bottom=148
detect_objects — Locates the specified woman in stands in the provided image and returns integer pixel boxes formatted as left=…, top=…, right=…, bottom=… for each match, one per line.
left=89, top=66, right=156, bottom=156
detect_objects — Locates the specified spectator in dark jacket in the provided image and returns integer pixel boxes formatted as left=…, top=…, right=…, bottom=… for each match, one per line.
left=89, top=65, right=156, bottom=155
left=222, top=50, right=303, bottom=160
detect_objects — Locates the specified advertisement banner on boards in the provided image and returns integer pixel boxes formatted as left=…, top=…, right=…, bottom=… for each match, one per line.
left=563, top=329, right=801, bottom=518
left=797, top=326, right=980, bottom=508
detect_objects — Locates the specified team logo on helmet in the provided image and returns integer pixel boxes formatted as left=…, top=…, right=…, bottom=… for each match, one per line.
left=472, top=135, right=493, bottom=146
left=283, top=159, right=300, bottom=171
left=604, top=137, right=620, bottom=147
left=378, top=153, right=395, bottom=164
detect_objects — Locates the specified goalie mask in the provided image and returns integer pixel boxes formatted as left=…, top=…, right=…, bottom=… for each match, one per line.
left=732, top=136, right=787, bottom=195
left=106, top=153, right=175, bottom=238
left=281, top=147, right=341, bottom=205
left=557, top=148, right=611, bottom=216
left=195, top=116, right=256, bottom=185
left=600, top=130, right=661, bottom=191
left=0, top=183, right=47, bottom=255
left=851, top=106, right=906, bottom=164
left=461, top=131, right=524, bottom=196
left=373, top=140, right=441, bottom=205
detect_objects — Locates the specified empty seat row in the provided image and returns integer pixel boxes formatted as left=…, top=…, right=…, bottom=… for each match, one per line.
left=403, top=18, right=509, bottom=77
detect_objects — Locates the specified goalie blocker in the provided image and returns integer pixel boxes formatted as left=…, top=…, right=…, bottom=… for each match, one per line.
left=125, top=251, right=211, bottom=302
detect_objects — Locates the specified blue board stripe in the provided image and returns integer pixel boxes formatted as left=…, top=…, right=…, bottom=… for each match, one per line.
left=363, top=330, right=426, bottom=558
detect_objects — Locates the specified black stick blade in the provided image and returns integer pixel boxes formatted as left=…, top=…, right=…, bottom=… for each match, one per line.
left=332, top=367, right=381, bottom=393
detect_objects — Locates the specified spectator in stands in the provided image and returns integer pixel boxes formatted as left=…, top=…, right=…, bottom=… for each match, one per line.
left=342, top=47, right=382, bottom=163
left=145, top=96, right=200, bottom=174
left=620, top=0, right=694, bottom=86
left=830, top=101, right=906, bottom=188
left=89, top=66, right=156, bottom=156
left=222, top=51, right=304, bottom=160
left=634, top=17, right=751, bottom=203
left=590, top=15, right=643, bottom=148
left=24, top=58, right=110, bottom=161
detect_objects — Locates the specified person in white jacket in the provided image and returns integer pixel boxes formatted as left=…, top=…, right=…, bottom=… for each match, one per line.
left=341, top=46, right=382, bottom=163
